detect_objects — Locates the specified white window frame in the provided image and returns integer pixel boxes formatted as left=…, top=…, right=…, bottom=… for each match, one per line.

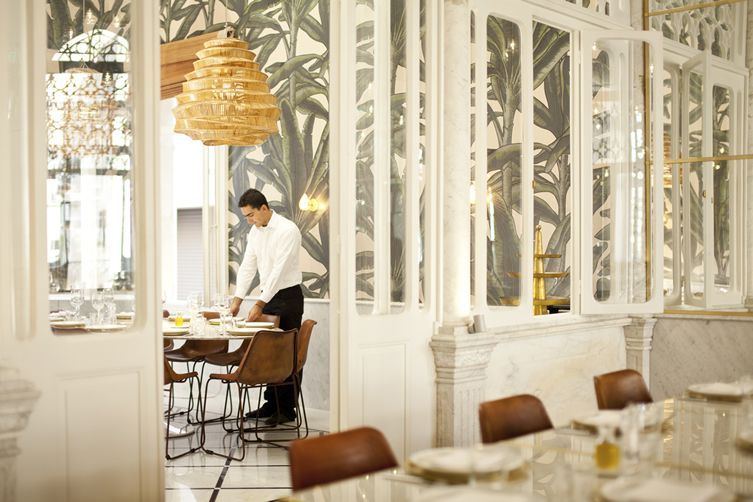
left=471, top=0, right=665, bottom=322
left=679, top=52, right=746, bottom=308
left=580, top=30, right=664, bottom=314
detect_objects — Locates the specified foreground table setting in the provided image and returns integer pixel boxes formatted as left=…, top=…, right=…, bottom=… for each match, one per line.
left=282, top=394, right=753, bottom=501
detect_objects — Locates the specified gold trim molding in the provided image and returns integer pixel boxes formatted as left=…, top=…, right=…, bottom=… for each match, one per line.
left=645, top=0, right=746, bottom=18
left=664, top=153, right=753, bottom=165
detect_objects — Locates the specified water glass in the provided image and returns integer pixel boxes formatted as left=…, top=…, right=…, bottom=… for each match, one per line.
left=91, top=290, right=105, bottom=325
left=69, top=288, right=84, bottom=320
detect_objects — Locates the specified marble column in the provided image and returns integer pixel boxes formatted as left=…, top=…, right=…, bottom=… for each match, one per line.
left=438, top=0, right=471, bottom=327
left=430, top=0, right=495, bottom=448
left=0, top=367, right=40, bottom=502
left=624, top=316, right=657, bottom=388
left=430, top=333, right=498, bottom=447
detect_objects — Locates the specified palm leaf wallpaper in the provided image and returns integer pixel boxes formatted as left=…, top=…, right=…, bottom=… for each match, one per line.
left=159, top=0, right=331, bottom=298
left=482, top=18, right=573, bottom=306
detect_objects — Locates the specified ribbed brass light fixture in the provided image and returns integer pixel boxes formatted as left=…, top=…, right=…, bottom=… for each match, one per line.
left=173, top=36, right=279, bottom=146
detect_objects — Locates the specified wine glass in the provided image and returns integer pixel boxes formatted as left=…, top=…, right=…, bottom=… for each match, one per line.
left=103, top=288, right=115, bottom=324
left=91, top=290, right=105, bottom=325
left=69, top=288, right=84, bottom=320
left=218, top=295, right=232, bottom=335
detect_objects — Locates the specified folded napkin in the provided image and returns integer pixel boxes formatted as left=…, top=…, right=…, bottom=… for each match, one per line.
left=615, top=478, right=721, bottom=502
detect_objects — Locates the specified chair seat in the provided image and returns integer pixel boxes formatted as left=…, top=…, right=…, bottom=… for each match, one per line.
left=204, top=350, right=243, bottom=367
left=205, top=340, right=251, bottom=367
left=165, top=340, right=229, bottom=363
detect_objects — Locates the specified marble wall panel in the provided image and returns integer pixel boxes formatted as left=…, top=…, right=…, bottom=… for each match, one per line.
left=650, top=317, right=753, bottom=400
left=484, top=325, right=626, bottom=426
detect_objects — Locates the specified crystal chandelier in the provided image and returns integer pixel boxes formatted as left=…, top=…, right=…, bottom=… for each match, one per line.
left=46, top=67, right=130, bottom=160
left=173, top=36, right=280, bottom=146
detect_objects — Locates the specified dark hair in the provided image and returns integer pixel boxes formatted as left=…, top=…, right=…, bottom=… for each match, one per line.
left=238, top=189, right=269, bottom=210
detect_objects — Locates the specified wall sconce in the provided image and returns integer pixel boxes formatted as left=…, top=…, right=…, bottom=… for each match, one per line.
left=298, top=194, right=319, bottom=212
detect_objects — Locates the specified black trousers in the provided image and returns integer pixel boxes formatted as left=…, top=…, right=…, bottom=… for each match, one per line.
left=261, top=285, right=304, bottom=412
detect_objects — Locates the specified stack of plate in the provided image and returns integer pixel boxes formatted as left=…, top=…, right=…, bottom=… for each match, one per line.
left=50, top=320, right=86, bottom=330
left=407, top=447, right=523, bottom=484
left=86, top=324, right=126, bottom=333
left=163, top=327, right=190, bottom=336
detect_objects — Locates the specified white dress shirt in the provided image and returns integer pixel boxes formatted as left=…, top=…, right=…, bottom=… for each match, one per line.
left=234, top=211, right=302, bottom=303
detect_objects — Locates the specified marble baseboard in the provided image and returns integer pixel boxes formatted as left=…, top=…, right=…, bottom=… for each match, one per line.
left=650, top=318, right=753, bottom=400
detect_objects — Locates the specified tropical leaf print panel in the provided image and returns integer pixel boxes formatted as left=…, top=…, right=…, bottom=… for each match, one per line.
left=485, top=15, right=522, bottom=306
left=532, top=22, right=571, bottom=302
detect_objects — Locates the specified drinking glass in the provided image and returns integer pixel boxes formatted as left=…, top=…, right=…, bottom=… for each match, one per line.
left=91, top=290, right=105, bottom=325
left=103, top=288, right=115, bottom=324
left=69, top=288, right=84, bottom=320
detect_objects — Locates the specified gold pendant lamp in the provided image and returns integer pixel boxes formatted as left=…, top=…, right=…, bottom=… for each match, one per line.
left=173, top=35, right=279, bottom=146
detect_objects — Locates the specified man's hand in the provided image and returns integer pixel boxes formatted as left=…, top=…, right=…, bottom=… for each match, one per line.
left=246, top=302, right=265, bottom=322
left=230, top=297, right=243, bottom=317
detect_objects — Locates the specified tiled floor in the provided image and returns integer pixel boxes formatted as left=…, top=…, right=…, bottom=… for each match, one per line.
left=165, top=408, right=329, bottom=502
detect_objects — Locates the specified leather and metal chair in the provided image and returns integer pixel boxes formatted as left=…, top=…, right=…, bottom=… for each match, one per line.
left=593, top=369, right=653, bottom=410
left=478, top=394, right=553, bottom=443
left=288, top=427, right=398, bottom=491
left=165, top=340, right=228, bottom=422
left=279, top=319, right=317, bottom=438
left=164, top=356, right=199, bottom=459
left=203, top=314, right=280, bottom=430
left=200, top=329, right=297, bottom=461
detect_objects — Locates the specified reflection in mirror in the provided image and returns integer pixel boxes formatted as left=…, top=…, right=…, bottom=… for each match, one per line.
left=46, top=1, right=135, bottom=330
left=711, top=85, right=731, bottom=294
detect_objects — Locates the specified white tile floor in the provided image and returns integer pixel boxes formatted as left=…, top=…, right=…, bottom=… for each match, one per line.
left=165, top=407, right=328, bottom=502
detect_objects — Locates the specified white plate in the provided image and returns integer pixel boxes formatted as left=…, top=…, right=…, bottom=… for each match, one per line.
left=415, top=487, right=534, bottom=502
left=409, top=447, right=523, bottom=476
left=600, top=477, right=733, bottom=502
left=163, top=327, right=189, bottom=336
left=208, top=317, right=245, bottom=326
left=687, top=382, right=744, bottom=400
left=572, top=410, right=622, bottom=431
left=167, top=315, right=190, bottom=323
left=50, top=320, right=86, bottom=329
left=226, top=327, right=261, bottom=336
left=86, top=324, right=127, bottom=332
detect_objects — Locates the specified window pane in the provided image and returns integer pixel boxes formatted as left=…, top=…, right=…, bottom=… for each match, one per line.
left=686, top=70, right=704, bottom=301
left=486, top=16, right=522, bottom=307
left=712, top=85, right=731, bottom=293
left=390, top=0, right=407, bottom=312
left=662, top=67, right=677, bottom=298
left=589, top=38, right=653, bottom=304
left=533, top=22, right=571, bottom=313
left=47, top=1, right=135, bottom=327
left=355, top=0, right=375, bottom=309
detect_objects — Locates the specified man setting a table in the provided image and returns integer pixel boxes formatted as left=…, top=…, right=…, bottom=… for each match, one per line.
left=230, top=188, right=304, bottom=426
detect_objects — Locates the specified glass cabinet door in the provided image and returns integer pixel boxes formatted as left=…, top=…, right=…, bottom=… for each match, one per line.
left=680, top=53, right=743, bottom=308
left=580, top=31, right=664, bottom=314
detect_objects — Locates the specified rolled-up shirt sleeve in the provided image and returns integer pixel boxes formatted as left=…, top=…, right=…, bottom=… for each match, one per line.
left=258, top=226, right=301, bottom=304
left=234, top=234, right=258, bottom=299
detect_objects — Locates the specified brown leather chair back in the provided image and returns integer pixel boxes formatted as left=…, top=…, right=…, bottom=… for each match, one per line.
left=478, top=394, right=553, bottom=444
left=163, top=309, right=170, bottom=319
left=203, top=310, right=220, bottom=320
left=289, top=426, right=398, bottom=491
left=294, top=320, right=317, bottom=372
left=593, top=369, right=652, bottom=410
left=163, top=339, right=174, bottom=351
left=235, top=329, right=296, bottom=386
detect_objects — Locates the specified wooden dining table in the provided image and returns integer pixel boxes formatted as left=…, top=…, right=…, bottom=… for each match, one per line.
left=283, top=396, right=753, bottom=501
